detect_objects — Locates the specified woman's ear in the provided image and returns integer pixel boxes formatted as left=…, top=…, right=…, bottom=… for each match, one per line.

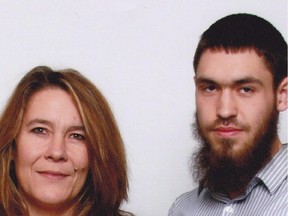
left=276, top=77, right=288, bottom=112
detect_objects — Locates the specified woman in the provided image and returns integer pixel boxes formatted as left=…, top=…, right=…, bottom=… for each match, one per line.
left=0, top=66, right=133, bottom=216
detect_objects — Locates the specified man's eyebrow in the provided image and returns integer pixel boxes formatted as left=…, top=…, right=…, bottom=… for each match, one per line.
left=194, top=77, right=218, bottom=85
left=233, top=77, right=264, bottom=86
left=195, top=76, right=264, bottom=86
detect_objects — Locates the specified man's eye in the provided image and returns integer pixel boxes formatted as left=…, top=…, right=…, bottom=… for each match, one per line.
left=240, top=87, right=253, bottom=93
left=70, top=133, right=85, bottom=141
left=204, top=85, right=217, bottom=92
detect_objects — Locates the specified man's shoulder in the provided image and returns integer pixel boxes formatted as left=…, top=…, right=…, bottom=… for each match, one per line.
left=174, top=188, right=199, bottom=202
left=168, top=188, right=200, bottom=215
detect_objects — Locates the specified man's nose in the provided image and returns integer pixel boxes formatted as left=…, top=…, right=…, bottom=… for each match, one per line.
left=216, top=90, right=237, bottom=120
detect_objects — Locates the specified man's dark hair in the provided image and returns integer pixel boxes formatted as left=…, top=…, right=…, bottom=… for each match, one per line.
left=193, top=13, right=287, bottom=88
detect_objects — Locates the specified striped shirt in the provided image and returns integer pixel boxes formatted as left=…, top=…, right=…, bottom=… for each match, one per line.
left=168, top=144, right=288, bottom=216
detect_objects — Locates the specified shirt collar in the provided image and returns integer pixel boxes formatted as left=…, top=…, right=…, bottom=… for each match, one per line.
left=198, top=144, right=288, bottom=198
left=256, top=144, right=288, bottom=195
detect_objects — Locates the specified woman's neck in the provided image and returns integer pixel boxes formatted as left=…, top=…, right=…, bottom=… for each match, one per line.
left=27, top=203, right=75, bottom=216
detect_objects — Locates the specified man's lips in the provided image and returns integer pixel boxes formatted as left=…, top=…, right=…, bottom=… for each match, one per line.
left=213, top=127, right=243, bottom=137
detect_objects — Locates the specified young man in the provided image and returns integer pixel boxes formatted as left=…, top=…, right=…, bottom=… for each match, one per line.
left=169, top=14, right=287, bottom=215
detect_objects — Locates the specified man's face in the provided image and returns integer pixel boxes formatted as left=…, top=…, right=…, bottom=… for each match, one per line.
left=194, top=49, right=279, bottom=162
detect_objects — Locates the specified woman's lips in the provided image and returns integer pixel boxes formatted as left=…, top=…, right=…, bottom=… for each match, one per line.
left=37, top=171, right=69, bottom=180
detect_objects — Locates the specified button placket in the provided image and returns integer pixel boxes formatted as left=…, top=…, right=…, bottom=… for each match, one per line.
left=222, top=203, right=235, bottom=215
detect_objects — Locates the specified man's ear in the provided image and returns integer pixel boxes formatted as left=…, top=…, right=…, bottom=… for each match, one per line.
left=276, top=77, right=288, bottom=112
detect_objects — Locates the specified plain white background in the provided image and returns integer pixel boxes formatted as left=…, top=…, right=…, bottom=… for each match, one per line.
left=0, top=1, right=287, bottom=215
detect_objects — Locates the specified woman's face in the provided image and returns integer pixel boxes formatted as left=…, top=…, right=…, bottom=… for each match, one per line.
left=15, top=88, right=89, bottom=214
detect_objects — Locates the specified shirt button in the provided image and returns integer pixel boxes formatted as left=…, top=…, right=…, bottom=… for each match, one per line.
left=224, top=206, right=234, bottom=214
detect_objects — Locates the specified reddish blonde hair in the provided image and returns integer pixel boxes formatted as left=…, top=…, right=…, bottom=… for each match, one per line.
left=0, top=66, right=132, bottom=216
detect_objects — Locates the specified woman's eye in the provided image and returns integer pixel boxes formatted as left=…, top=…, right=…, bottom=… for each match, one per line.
left=31, top=127, right=46, bottom=134
left=70, top=133, right=85, bottom=141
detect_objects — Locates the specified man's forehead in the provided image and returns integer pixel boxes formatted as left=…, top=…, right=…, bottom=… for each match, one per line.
left=195, top=49, right=272, bottom=82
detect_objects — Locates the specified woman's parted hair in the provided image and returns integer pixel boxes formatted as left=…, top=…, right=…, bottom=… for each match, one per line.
left=0, top=66, right=131, bottom=216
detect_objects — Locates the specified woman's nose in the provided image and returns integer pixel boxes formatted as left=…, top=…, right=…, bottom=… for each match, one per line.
left=44, top=136, right=68, bottom=162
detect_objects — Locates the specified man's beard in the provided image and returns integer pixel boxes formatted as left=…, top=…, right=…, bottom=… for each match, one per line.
left=191, top=108, right=279, bottom=194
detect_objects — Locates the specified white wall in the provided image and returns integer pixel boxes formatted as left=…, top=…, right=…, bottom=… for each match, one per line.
left=0, top=1, right=286, bottom=215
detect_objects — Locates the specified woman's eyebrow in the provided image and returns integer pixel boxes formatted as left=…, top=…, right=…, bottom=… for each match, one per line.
left=26, top=119, right=85, bottom=132
left=26, top=118, right=52, bottom=127
left=67, top=126, right=86, bottom=132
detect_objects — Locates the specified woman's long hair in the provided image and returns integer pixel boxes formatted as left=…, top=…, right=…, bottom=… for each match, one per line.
left=0, top=66, right=132, bottom=216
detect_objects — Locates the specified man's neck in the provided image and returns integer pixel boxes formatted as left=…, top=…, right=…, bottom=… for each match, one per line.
left=270, top=137, right=282, bottom=157
left=227, top=190, right=246, bottom=200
